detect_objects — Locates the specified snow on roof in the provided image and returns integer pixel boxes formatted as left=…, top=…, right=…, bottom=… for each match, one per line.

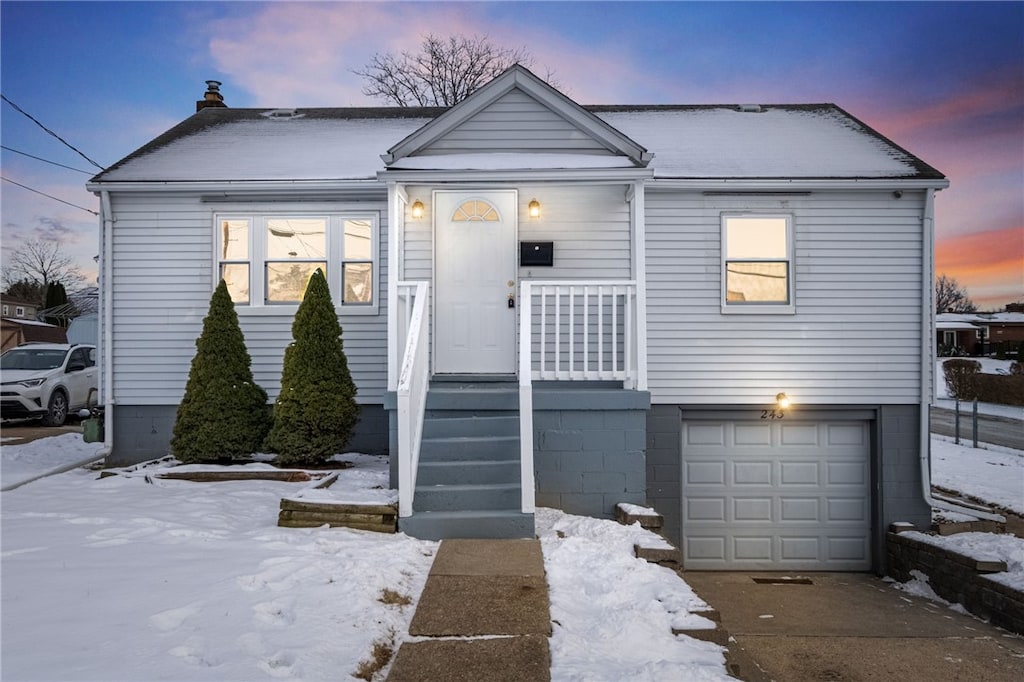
left=389, top=152, right=635, bottom=171
left=936, top=321, right=982, bottom=330
left=94, top=104, right=942, bottom=183
left=96, top=111, right=431, bottom=182
left=598, top=106, right=929, bottom=178
left=938, top=312, right=1024, bottom=325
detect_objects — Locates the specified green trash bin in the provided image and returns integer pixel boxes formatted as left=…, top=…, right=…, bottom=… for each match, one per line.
left=83, top=417, right=104, bottom=443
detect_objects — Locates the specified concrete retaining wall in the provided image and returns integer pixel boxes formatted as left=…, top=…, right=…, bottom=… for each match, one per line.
left=887, top=529, right=1024, bottom=635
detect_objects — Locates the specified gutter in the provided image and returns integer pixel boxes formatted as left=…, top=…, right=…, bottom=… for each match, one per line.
left=98, top=191, right=115, bottom=463
left=919, top=188, right=1003, bottom=522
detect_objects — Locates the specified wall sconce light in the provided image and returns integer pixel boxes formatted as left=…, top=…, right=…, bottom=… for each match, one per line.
left=411, top=200, right=425, bottom=220
left=528, top=198, right=541, bottom=219
left=776, top=392, right=791, bottom=410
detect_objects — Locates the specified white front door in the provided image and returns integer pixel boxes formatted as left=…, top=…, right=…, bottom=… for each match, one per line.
left=434, top=190, right=518, bottom=374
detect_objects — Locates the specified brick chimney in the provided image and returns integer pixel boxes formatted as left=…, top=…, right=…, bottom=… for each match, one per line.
left=196, top=80, right=227, bottom=112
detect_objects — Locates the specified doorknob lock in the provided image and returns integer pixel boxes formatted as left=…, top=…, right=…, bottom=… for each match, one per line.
left=507, top=293, right=515, bottom=309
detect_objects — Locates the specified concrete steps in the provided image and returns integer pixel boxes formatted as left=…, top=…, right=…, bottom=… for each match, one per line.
left=400, top=382, right=534, bottom=540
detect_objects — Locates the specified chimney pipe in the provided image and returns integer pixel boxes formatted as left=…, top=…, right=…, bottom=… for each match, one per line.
left=196, top=80, right=227, bottom=112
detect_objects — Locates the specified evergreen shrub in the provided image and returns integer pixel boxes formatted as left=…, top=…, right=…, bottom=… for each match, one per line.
left=265, top=269, right=359, bottom=467
left=170, top=280, right=271, bottom=463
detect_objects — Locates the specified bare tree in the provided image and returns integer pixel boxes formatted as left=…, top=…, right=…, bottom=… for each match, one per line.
left=2, top=238, right=84, bottom=292
left=935, top=274, right=977, bottom=314
left=355, top=34, right=555, bottom=107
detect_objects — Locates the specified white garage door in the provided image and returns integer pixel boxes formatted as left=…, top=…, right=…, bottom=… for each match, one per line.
left=682, top=418, right=871, bottom=570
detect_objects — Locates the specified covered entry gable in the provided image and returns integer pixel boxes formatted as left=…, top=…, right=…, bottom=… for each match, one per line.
left=381, top=64, right=652, bottom=169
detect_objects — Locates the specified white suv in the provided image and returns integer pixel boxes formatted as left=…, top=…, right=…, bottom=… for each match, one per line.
left=1, top=343, right=98, bottom=426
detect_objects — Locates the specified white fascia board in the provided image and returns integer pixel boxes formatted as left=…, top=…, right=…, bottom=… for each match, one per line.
left=378, top=167, right=654, bottom=184
left=86, top=179, right=383, bottom=194
left=647, top=178, right=950, bottom=191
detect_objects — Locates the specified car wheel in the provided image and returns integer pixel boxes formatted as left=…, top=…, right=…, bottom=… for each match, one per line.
left=42, top=390, right=68, bottom=427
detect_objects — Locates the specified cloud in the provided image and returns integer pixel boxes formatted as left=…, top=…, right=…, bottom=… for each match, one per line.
left=200, top=2, right=647, bottom=107
left=935, top=226, right=1024, bottom=310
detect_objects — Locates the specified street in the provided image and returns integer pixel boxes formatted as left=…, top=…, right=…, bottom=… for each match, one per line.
left=930, top=406, right=1024, bottom=451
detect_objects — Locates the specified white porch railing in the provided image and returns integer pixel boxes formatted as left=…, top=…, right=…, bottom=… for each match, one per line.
left=519, top=281, right=639, bottom=387
left=395, top=281, right=430, bottom=518
left=518, top=280, right=640, bottom=513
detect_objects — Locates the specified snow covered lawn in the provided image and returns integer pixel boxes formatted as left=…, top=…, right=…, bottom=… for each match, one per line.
left=1, top=435, right=730, bottom=681
left=931, top=436, right=1024, bottom=515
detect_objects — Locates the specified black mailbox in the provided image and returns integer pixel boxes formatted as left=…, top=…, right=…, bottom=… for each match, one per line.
left=520, top=241, right=554, bottom=266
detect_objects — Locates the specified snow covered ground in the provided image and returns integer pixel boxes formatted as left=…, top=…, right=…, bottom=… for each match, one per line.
left=1, top=434, right=729, bottom=681
left=932, top=436, right=1024, bottom=515
left=2, top=423, right=1020, bottom=681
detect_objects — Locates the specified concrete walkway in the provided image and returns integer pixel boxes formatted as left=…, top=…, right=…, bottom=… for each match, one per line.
left=387, top=539, right=552, bottom=682
left=685, top=571, right=1024, bottom=681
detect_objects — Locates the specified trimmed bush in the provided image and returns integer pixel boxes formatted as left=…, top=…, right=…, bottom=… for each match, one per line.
left=971, top=373, right=1024, bottom=406
left=265, top=269, right=359, bottom=467
left=942, top=359, right=981, bottom=400
left=171, top=280, right=271, bottom=463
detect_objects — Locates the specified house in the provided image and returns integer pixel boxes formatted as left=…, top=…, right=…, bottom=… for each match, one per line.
left=1, top=296, right=68, bottom=352
left=937, top=310, right=1024, bottom=357
left=1, top=295, right=39, bottom=322
left=88, top=67, right=952, bottom=571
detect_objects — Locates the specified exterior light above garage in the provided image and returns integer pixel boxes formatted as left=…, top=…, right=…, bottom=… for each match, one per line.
left=776, top=392, right=791, bottom=409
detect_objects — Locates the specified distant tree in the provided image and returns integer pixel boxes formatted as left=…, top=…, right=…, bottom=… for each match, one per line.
left=935, top=274, right=977, bottom=314
left=265, top=269, right=359, bottom=467
left=1, top=238, right=84, bottom=291
left=171, top=280, right=271, bottom=464
left=42, top=281, right=70, bottom=326
left=355, top=34, right=555, bottom=107
left=4, top=279, right=46, bottom=306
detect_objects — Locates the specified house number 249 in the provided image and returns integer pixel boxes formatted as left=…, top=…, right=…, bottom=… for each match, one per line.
left=760, top=409, right=786, bottom=420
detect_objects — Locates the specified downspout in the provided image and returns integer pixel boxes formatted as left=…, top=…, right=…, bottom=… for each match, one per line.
left=919, top=188, right=1003, bottom=522
left=99, top=191, right=115, bottom=462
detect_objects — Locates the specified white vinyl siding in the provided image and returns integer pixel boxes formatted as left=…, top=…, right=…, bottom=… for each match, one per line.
left=645, top=189, right=925, bottom=404
left=419, top=90, right=616, bottom=156
left=108, top=193, right=389, bottom=405
left=401, top=184, right=632, bottom=283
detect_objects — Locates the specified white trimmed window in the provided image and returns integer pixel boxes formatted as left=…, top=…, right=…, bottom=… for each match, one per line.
left=216, top=213, right=378, bottom=312
left=722, top=214, right=793, bottom=312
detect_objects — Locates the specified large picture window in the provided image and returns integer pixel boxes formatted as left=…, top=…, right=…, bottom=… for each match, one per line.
left=722, top=215, right=793, bottom=310
left=216, top=213, right=377, bottom=310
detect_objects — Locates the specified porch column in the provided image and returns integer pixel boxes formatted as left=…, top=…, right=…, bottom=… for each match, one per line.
left=628, top=180, right=649, bottom=391
left=387, top=182, right=407, bottom=392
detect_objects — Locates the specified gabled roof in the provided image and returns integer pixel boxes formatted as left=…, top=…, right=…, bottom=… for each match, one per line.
left=381, top=64, right=652, bottom=168
left=89, top=73, right=945, bottom=184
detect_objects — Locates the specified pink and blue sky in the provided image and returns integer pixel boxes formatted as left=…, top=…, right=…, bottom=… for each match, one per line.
left=2, top=1, right=1021, bottom=309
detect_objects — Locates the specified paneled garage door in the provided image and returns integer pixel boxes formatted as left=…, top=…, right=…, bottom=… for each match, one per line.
left=681, top=419, right=871, bottom=570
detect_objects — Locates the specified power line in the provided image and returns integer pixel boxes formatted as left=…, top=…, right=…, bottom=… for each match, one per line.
left=1, top=94, right=106, bottom=171
left=1, top=176, right=99, bottom=216
left=1, top=145, right=94, bottom=174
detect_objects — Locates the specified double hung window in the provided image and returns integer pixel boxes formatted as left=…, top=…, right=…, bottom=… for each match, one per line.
left=722, top=214, right=793, bottom=311
left=217, top=213, right=377, bottom=311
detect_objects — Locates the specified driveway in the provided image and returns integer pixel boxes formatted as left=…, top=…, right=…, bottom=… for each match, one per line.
left=0, top=420, right=83, bottom=446
left=684, top=571, right=1024, bottom=681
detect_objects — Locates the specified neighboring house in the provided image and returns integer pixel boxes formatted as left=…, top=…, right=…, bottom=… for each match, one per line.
left=88, top=67, right=951, bottom=571
left=937, top=311, right=1024, bottom=356
left=0, top=296, right=38, bottom=322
